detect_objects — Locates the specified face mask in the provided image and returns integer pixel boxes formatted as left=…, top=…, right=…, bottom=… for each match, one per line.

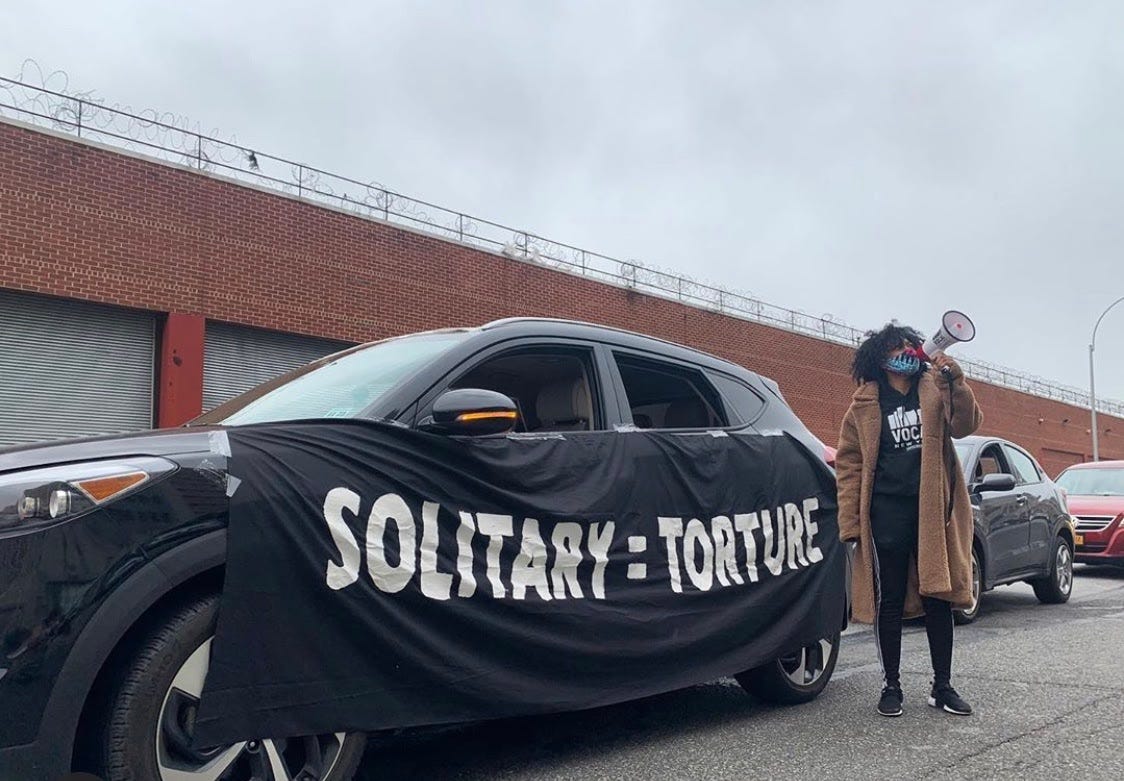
left=884, top=352, right=921, bottom=376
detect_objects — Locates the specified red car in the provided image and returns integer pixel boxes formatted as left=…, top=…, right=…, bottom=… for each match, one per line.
left=1056, top=460, right=1124, bottom=566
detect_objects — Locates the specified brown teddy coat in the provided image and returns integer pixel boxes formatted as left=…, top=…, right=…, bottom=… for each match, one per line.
left=836, top=363, right=983, bottom=623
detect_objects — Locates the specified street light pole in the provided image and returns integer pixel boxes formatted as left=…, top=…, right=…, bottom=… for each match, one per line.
left=1090, top=295, right=1124, bottom=461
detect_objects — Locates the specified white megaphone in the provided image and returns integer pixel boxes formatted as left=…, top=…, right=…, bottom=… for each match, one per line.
left=920, top=310, right=976, bottom=376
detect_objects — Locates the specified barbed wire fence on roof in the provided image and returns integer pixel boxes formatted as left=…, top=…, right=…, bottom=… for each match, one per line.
left=2, top=60, right=1121, bottom=417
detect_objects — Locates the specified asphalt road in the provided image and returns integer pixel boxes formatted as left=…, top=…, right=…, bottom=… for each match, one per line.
left=356, top=565, right=1124, bottom=780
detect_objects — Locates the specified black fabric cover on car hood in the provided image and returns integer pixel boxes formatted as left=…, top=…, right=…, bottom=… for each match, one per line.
left=193, top=419, right=844, bottom=745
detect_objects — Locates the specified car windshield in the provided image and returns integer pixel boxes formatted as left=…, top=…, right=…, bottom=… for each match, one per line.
left=954, top=442, right=974, bottom=474
left=1055, top=467, right=1124, bottom=496
left=195, top=331, right=468, bottom=426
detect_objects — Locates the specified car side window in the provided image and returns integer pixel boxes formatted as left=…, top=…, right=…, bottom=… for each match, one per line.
left=448, top=347, right=602, bottom=433
left=614, top=353, right=727, bottom=430
left=1003, top=445, right=1042, bottom=485
left=975, top=444, right=1009, bottom=483
left=708, top=373, right=767, bottom=425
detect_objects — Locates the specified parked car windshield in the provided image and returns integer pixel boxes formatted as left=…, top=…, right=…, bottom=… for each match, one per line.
left=196, top=331, right=469, bottom=426
left=1055, top=467, right=1124, bottom=496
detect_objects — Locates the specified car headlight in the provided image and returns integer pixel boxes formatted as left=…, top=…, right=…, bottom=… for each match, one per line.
left=0, top=457, right=177, bottom=533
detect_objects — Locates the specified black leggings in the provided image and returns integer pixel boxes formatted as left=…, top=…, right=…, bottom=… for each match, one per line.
left=872, top=498, right=953, bottom=687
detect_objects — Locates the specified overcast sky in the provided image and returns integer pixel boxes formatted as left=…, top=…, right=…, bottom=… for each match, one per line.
left=3, top=1, right=1123, bottom=403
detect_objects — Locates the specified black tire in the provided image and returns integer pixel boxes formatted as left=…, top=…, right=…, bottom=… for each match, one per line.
left=93, top=593, right=367, bottom=781
left=735, top=633, right=840, bottom=705
left=1031, top=536, right=1074, bottom=604
left=953, top=548, right=983, bottom=625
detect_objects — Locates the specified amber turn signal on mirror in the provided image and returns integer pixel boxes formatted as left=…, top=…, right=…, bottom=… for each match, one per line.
left=455, top=410, right=519, bottom=423
left=420, top=388, right=521, bottom=436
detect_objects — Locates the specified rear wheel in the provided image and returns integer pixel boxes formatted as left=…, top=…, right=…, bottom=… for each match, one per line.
left=93, top=594, right=367, bottom=781
left=953, top=548, right=983, bottom=625
left=1031, top=536, right=1074, bottom=604
left=735, top=633, right=840, bottom=705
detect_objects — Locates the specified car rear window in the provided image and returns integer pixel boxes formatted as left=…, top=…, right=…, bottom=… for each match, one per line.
left=709, top=373, right=767, bottom=425
left=614, top=354, right=727, bottom=429
left=1003, top=445, right=1043, bottom=484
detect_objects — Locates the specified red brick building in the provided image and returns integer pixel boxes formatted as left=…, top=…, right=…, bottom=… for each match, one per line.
left=1, top=116, right=1120, bottom=477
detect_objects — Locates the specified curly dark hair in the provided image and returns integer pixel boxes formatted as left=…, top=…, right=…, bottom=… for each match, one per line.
left=851, top=322, right=926, bottom=384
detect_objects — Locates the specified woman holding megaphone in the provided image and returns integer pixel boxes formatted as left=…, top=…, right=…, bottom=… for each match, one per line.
left=836, top=318, right=982, bottom=718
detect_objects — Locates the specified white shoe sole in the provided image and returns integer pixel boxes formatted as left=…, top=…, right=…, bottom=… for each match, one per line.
left=927, top=696, right=971, bottom=715
left=878, top=708, right=904, bottom=717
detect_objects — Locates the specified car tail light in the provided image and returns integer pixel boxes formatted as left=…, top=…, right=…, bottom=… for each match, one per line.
left=1, top=457, right=176, bottom=533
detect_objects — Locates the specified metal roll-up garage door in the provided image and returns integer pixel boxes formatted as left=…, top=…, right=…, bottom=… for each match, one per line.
left=0, top=290, right=156, bottom=447
left=203, top=322, right=354, bottom=412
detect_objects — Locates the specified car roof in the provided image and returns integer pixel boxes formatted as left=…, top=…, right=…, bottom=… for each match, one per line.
left=954, top=435, right=1038, bottom=457
left=337, top=318, right=752, bottom=380
left=477, top=317, right=751, bottom=376
left=956, top=434, right=1038, bottom=448
left=1062, top=459, right=1124, bottom=470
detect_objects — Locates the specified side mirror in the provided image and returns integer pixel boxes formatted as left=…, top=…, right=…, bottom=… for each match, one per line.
left=976, top=473, right=1017, bottom=493
left=419, top=389, right=519, bottom=436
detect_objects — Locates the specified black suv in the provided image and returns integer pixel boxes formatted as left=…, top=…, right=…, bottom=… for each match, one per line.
left=952, top=435, right=1076, bottom=623
left=0, top=318, right=843, bottom=781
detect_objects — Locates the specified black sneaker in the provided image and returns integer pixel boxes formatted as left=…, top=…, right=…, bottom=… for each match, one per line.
left=928, top=684, right=972, bottom=715
left=878, top=684, right=904, bottom=717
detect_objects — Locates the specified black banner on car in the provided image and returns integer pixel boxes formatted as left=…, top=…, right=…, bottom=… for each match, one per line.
left=193, top=420, right=844, bottom=745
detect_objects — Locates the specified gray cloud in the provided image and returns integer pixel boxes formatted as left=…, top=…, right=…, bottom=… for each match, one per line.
left=4, top=0, right=1123, bottom=402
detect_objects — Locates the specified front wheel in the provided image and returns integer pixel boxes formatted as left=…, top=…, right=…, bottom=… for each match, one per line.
left=91, top=594, right=367, bottom=781
left=1031, top=536, right=1074, bottom=604
left=953, top=548, right=983, bottom=625
left=735, top=633, right=840, bottom=705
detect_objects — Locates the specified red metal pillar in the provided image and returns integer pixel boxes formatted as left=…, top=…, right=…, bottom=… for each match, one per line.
left=157, top=313, right=205, bottom=428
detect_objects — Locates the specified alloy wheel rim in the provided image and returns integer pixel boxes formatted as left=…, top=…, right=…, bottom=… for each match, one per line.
left=156, top=638, right=347, bottom=781
left=779, top=637, right=835, bottom=687
left=966, top=554, right=981, bottom=616
left=1057, top=544, right=1073, bottom=595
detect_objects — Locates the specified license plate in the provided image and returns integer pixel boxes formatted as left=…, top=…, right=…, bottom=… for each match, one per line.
left=1074, top=533, right=1084, bottom=546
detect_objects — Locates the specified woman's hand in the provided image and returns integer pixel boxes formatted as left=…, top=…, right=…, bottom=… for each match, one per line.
left=935, top=351, right=983, bottom=435
left=931, top=352, right=960, bottom=378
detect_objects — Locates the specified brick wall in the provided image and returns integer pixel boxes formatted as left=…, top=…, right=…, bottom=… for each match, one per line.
left=1, top=119, right=1121, bottom=475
